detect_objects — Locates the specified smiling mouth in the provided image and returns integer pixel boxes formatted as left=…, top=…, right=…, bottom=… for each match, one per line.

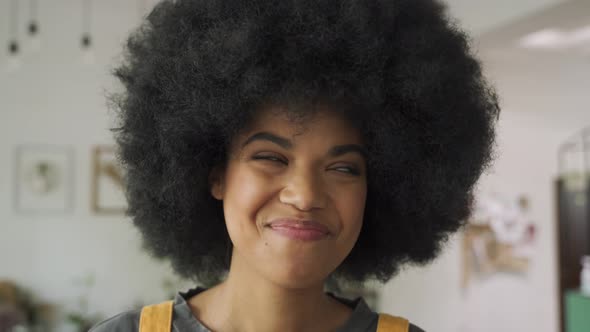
left=266, top=219, right=330, bottom=241
left=269, top=225, right=329, bottom=241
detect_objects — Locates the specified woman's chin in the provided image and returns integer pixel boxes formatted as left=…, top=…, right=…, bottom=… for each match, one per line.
left=263, top=264, right=331, bottom=290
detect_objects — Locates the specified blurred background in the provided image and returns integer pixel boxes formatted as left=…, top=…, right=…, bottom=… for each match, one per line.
left=0, top=0, right=589, bottom=331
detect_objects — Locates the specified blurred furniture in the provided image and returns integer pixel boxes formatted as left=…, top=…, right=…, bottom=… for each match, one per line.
left=556, top=126, right=590, bottom=332
left=565, top=291, right=590, bottom=332
left=0, top=280, right=54, bottom=331
left=0, top=281, right=27, bottom=331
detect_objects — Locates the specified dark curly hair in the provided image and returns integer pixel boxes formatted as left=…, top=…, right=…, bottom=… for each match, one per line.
left=112, top=0, right=499, bottom=285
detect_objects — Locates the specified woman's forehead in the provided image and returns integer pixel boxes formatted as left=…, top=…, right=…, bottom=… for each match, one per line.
left=242, top=104, right=361, bottom=139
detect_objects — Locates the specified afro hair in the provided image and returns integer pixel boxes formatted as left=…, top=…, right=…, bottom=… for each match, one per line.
left=112, top=0, right=500, bottom=285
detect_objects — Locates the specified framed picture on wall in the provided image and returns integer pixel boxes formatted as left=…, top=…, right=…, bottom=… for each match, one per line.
left=13, top=145, right=74, bottom=214
left=90, top=145, right=127, bottom=214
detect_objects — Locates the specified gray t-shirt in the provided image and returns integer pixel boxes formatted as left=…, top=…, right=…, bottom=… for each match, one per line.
left=89, top=287, right=425, bottom=332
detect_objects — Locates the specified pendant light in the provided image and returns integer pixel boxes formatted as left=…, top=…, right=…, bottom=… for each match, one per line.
left=28, top=0, right=41, bottom=52
left=7, top=0, right=21, bottom=71
left=81, top=0, right=94, bottom=65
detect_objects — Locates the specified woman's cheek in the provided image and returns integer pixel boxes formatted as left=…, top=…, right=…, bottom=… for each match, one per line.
left=226, top=166, right=275, bottom=229
left=337, top=184, right=366, bottom=238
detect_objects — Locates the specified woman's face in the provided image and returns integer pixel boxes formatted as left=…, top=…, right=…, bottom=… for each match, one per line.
left=210, top=105, right=367, bottom=289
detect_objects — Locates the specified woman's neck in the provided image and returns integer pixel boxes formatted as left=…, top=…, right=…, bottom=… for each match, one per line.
left=188, top=254, right=352, bottom=332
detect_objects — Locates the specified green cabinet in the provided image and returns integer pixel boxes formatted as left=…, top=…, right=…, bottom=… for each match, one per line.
left=566, top=290, right=590, bottom=332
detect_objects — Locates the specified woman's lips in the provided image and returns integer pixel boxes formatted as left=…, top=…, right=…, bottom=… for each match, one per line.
left=267, top=218, right=330, bottom=241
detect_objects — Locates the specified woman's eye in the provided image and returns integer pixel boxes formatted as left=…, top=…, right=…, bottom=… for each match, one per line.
left=332, top=166, right=361, bottom=176
left=252, top=155, right=361, bottom=175
left=252, top=155, right=286, bottom=164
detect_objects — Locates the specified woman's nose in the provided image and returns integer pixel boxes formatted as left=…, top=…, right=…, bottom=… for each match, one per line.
left=279, top=170, right=327, bottom=211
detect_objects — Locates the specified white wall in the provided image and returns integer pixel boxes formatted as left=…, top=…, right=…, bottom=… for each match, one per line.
left=1, top=0, right=587, bottom=331
left=0, top=1, right=190, bottom=330
left=379, top=45, right=590, bottom=332
left=380, top=112, right=568, bottom=332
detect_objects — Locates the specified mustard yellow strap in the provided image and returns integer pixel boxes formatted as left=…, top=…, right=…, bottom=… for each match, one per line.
left=139, top=300, right=174, bottom=332
left=377, top=313, right=410, bottom=332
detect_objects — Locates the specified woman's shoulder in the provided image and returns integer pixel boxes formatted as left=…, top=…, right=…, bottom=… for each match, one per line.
left=375, top=313, right=426, bottom=332
left=88, top=289, right=427, bottom=332
left=88, top=288, right=203, bottom=332
left=88, top=308, right=141, bottom=332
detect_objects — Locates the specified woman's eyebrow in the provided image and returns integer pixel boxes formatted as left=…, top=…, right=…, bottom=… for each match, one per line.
left=242, top=132, right=292, bottom=150
left=241, top=131, right=368, bottom=159
left=329, top=144, right=368, bottom=160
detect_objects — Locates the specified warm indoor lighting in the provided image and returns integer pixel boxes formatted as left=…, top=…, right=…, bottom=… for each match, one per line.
left=519, top=25, right=590, bottom=50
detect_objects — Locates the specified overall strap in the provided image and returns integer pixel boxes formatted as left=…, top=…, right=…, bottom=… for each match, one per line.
left=377, top=313, right=410, bottom=332
left=139, top=300, right=174, bottom=332
left=137, top=301, right=407, bottom=332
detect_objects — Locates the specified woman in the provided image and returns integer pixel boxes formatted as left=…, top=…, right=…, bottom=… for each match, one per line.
left=91, top=0, right=499, bottom=331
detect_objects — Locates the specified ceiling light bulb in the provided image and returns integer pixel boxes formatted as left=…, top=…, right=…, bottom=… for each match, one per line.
left=28, top=21, right=41, bottom=52
left=519, top=28, right=565, bottom=49
left=81, top=35, right=95, bottom=65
